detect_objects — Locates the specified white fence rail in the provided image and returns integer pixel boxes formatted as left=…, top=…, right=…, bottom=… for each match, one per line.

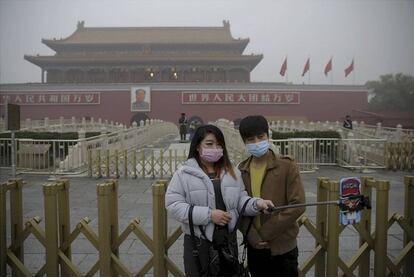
left=215, top=119, right=388, bottom=173
left=0, top=120, right=178, bottom=174
left=269, top=119, right=414, bottom=140
left=0, top=116, right=124, bottom=133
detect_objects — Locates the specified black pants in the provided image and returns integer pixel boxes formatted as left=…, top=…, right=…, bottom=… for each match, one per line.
left=183, top=234, right=238, bottom=277
left=179, top=126, right=187, bottom=141
left=247, top=245, right=299, bottom=277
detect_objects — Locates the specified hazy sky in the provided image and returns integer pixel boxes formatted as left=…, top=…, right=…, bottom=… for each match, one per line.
left=1, top=0, right=413, bottom=85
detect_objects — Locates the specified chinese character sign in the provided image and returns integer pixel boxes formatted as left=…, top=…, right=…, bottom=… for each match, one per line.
left=0, top=92, right=100, bottom=105
left=182, top=91, right=300, bottom=104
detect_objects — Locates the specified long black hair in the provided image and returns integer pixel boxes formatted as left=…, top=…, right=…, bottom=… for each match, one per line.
left=188, top=124, right=236, bottom=179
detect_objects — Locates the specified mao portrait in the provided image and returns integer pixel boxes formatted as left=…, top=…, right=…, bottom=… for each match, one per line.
left=131, top=87, right=151, bottom=112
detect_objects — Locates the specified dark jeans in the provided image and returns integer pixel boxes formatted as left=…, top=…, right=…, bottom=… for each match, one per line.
left=247, top=245, right=299, bottom=277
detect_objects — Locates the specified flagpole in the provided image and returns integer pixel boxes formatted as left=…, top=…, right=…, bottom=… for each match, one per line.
left=330, top=57, right=333, bottom=85
left=353, top=57, right=355, bottom=85
left=308, top=55, right=311, bottom=84
left=286, top=56, right=288, bottom=83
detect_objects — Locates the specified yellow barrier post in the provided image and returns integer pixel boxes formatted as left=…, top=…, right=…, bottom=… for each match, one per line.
left=109, top=180, right=119, bottom=262
left=359, top=177, right=373, bottom=277
left=404, top=176, right=414, bottom=277
left=315, top=177, right=328, bottom=276
left=326, top=180, right=339, bottom=277
left=57, top=179, right=72, bottom=277
left=10, top=179, right=24, bottom=275
left=97, top=182, right=112, bottom=277
left=374, top=180, right=390, bottom=277
left=0, top=183, right=7, bottom=277
left=153, top=181, right=167, bottom=277
left=43, top=182, right=59, bottom=276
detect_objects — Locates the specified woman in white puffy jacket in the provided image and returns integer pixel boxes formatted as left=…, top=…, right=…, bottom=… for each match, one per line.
left=165, top=124, right=273, bottom=276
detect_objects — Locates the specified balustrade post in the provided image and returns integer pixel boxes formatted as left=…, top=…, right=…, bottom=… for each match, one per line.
left=142, top=151, right=146, bottom=178
left=97, top=149, right=102, bottom=178
left=115, top=150, right=119, bottom=178
left=106, top=149, right=110, bottom=178
left=151, top=150, right=155, bottom=179
left=133, top=150, right=137, bottom=179
left=160, top=150, right=164, bottom=179
left=88, top=149, right=92, bottom=177
left=124, top=150, right=128, bottom=178
left=403, top=176, right=414, bottom=277
left=374, top=180, right=390, bottom=277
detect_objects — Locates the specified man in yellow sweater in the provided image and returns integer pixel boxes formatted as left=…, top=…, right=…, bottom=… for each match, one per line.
left=238, top=115, right=306, bottom=277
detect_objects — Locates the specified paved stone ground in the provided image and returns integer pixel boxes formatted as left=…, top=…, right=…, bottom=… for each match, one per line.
left=1, top=161, right=410, bottom=276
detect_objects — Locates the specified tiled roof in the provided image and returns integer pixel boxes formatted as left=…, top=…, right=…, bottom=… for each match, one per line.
left=43, top=21, right=246, bottom=45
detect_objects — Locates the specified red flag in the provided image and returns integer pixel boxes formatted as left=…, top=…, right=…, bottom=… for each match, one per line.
left=302, top=58, right=310, bottom=77
left=279, top=57, right=287, bottom=76
left=345, top=59, right=354, bottom=77
left=324, top=58, right=332, bottom=76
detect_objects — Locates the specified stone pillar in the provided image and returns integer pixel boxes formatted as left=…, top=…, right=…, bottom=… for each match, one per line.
left=309, top=122, right=314, bottom=131
left=25, top=118, right=31, bottom=130
left=299, top=121, right=304, bottom=130
left=82, top=117, right=86, bottom=129
left=59, top=116, right=64, bottom=133
left=376, top=122, right=382, bottom=137
left=283, top=120, right=288, bottom=131
left=44, top=117, right=49, bottom=128
left=395, top=124, right=403, bottom=141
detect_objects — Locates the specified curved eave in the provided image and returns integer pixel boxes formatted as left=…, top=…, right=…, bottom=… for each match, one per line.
left=24, top=55, right=45, bottom=67
left=24, top=54, right=263, bottom=70
left=41, top=39, right=250, bottom=52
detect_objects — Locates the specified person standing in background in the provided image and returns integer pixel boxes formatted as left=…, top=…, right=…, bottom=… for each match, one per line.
left=179, top=112, right=188, bottom=142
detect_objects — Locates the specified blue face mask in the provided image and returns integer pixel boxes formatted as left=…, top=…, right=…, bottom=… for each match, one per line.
left=246, top=140, right=269, bottom=157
